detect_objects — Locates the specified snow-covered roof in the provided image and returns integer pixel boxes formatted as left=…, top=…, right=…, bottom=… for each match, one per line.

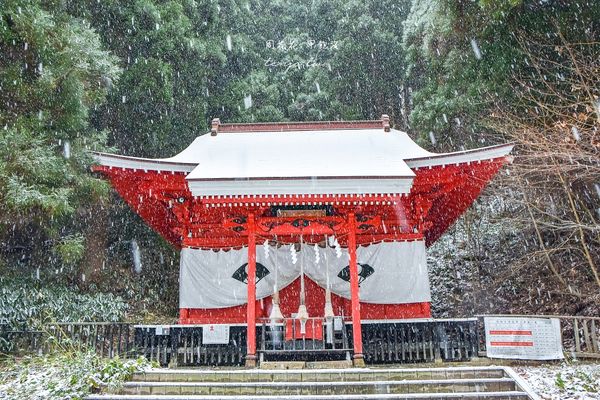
left=93, top=118, right=513, bottom=197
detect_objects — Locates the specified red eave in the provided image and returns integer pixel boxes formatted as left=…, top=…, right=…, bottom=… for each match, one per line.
left=91, top=156, right=510, bottom=249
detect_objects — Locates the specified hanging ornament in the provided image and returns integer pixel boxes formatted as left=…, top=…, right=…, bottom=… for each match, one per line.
left=323, top=235, right=335, bottom=320
left=313, top=243, right=320, bottom=264
left=324, top=289, right=334, bottom=320
left=263, top=239, right=270, bottom=259
left=328, top=236, right=336, bottom=247
left=296, top=236, right=309, bottom=331
left=334, top=238, right=342, bottom=258
left=289, top=243, right=297, bottom=264
left=297, top=303, right=309, bottom=325
left=269, top=237, right=283, bottom=323
left=269, top=289, right=284, bottom=322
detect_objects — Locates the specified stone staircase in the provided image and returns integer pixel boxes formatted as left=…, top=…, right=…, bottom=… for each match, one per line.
left=86, top=366, right=538, bottom=400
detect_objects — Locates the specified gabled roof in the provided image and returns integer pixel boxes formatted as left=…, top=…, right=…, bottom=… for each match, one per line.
left=93, top=117, right=513, bottom=197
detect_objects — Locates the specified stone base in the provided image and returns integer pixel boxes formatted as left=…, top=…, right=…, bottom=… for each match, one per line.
left=260, top=361, right=306, bottom=369
left=245, top=354, right=258, bottom=368
left=306, top=360, right=353, bottom=369
left=352, top=354, right=365, bottom=367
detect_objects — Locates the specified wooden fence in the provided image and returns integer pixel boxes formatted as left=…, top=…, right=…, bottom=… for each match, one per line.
left=0, top=322, right=135, bottom=358
left=135, top=325, right=247, bottom=366
left=2, top=315, right=598, bottom=365
left=360, top=319, right=479, bottom=364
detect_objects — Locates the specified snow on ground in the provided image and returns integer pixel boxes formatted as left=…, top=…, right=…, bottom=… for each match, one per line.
left=515, top=362, right=600, bottom=400
left=0, top=352, right=152, bottom=400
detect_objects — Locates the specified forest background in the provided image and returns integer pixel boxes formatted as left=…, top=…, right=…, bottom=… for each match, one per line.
left=1, top=0, right=598, bottom=326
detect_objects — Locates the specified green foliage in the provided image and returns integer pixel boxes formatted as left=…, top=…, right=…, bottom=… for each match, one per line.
left=109, top=58, right=175, bottom=157
left=478, top=0, right=522, bottom=18
left=207, top=0, right=412, bottom=124
left=555, top=372, right=566, bottom=389
left=0, top=0, right=121, bottom=272
left=402, top=0, right=600, bottom=149
left=575, top=371, right=598, bottom=393
left=55, top=235, right=86, bottom=266
left=69, top=0, right=232, bottom=157
left=0, top=351, right=152, bottom=400
left=0, top=277, right=128, bottom=329
left=402, top=0, right=508, bottom=146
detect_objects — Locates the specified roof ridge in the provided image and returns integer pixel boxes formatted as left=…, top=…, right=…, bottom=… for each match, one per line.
left=210, top=116, right=390, bottom=133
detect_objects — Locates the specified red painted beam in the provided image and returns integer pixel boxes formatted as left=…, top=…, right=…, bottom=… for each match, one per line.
left=181, top=232, right=424, bottom=250
left=246, top=214, right=257, bottom=367
left=347, top=213, right=364, bottom=366
left=198, top=193, right=404, bottom=206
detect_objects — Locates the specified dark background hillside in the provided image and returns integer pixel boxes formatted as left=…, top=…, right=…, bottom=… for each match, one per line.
left=1, top=0, right=598, bottom=325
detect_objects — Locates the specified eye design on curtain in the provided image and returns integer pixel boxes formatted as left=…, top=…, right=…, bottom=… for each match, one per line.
left=232, top=263, right=270, bottom=284
left=337, top=264, right=375, bottom=285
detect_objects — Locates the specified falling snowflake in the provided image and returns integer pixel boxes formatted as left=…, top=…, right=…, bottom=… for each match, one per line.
left=244, top=94, right=253, bottom=109
left=470, top=38, right=482, bottom=60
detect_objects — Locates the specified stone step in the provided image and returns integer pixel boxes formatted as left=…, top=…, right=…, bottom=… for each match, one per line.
left=86, top=391, right=530, bottom=399
left=132, top=367, right=507, bottom=383
left=115, top=378, right=516, bottom=396
left=260, top=360, right=354, bottom=369
left=87, top=367, right=538, bottom=400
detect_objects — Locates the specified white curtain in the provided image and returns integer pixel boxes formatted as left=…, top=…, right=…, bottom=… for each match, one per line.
left=179, top=241, right=431, bottom=309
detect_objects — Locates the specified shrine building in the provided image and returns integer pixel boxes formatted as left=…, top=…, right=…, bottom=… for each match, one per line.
left=92, top=116, right=513, bottom=366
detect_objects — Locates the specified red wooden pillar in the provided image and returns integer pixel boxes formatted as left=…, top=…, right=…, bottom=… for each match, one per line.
left=347, top=212, right=365, bottom=366
left=245, top=213, right=258, bottom=367
left=179, top=308, right=189, bottom=324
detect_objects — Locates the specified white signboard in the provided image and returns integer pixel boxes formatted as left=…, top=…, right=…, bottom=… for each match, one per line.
left=485, top=316, right=563, bottom=360
left=202, top=324, right=230, bottom=344
left=154, top=326, right=170, bottom=336
left=333, top=317, right=344, bottom=331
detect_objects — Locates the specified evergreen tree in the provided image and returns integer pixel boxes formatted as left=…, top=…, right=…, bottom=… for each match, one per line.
left=211, top=0, right=412, bottom=124
left=402, top=0, right=600, bottom=148
left=70, top=0, right=248, bottom=158
left=0, top=0, right=120, bottom=272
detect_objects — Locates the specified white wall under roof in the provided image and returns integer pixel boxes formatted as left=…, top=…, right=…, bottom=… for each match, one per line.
left=187, top=177, right=414, bottom=197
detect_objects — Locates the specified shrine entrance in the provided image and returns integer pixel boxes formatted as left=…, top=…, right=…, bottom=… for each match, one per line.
left=257, top=316, right=353, bottom=363
left=239, top=212, right=366, bottom=366
left=246, top=210, right=355, bottom=363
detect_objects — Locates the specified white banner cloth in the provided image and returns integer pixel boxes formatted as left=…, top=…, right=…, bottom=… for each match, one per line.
left=179, top=241, right=431, bottom=309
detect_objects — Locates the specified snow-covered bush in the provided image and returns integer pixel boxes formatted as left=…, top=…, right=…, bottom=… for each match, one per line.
left=0, top=277, right=128, bottom=329
left=0, top=351, right=153, bottom=400
left=517, top=363, right=600, bottom=400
